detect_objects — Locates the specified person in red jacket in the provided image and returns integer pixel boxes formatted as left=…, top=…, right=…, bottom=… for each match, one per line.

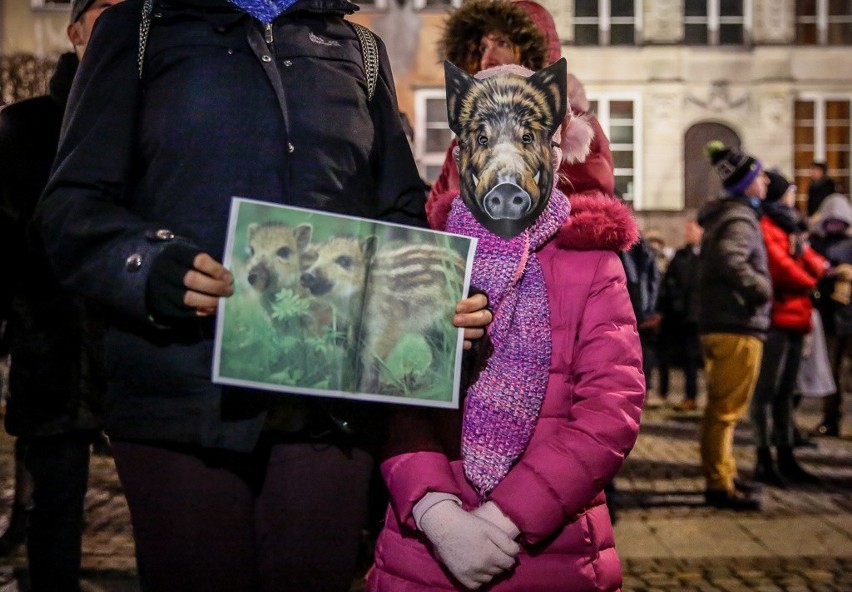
left=426, top=0, right=613, bottom=230
left=750, top=171, right=828, bottom=486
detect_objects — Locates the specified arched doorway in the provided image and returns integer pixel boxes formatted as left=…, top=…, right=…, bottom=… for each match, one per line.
left=684, top=122, right=741, bottom=209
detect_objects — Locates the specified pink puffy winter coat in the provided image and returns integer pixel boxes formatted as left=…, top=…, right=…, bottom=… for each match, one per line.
left=368, top=194, right=645, bottom=592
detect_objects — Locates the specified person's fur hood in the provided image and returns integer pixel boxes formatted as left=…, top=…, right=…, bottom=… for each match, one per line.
left=556, top=192, right=639, bottom=251
left=430, top=191, right=638, bottom=252
left=439, top=0, right=548, bottom=74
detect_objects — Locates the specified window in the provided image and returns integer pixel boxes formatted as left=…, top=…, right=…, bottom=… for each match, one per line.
left=796, top=0, right=852, bottom=45
left=414, top=89, right=455, bottom=183
left=574, top=0, right=640, bottom=46
left=794, top=95, right=851, bottom=206
left=587, top=93, right=643, bottom=206
left=684, top=0, right=747, bottom=45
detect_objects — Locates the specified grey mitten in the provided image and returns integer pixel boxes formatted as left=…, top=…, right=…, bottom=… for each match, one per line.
left=419, top=499, right=520, bottom=590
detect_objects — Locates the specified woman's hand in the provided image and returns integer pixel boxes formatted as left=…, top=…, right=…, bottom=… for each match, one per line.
left=453, top=292, right=492, bottom=349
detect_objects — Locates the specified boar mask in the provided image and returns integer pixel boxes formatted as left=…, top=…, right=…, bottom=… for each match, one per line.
left=445, top=58, right=568, bottom=238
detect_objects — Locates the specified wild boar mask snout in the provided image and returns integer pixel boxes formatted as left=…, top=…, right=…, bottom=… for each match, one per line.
left=483, top=182, right=532, bottom=220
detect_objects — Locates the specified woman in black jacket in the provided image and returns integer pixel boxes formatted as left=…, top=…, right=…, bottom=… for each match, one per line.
left=35, top=1, right=488, bottom=590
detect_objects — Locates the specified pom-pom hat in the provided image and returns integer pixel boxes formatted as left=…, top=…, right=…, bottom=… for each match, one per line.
left=705, top=140, right=763, bottom=195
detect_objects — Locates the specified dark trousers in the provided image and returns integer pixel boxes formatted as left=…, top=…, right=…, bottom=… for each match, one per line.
left=750, top=329, right=804, bottom=448
left=24, top=432, right=93, bottom=592
left=112, top=438, right=373, bottom=592
left=682, top=355, right=700, bottom=401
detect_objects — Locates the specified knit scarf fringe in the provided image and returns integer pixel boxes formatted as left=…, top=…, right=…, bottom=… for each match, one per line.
left=446, top=190, right=571, bottom=495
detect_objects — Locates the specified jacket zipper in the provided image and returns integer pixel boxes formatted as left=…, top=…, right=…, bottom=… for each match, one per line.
left=265, top=22, right=273, bottom=45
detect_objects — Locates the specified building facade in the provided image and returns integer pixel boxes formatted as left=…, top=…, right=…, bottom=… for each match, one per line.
left=3, top=0, right=850, bottom=232
left=350, top=0, right=851, bottom=234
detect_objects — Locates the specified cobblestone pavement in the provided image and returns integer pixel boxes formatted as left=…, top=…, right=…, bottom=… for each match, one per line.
left=0, top=383, right=849, bottom=591
left=613, top=392, right=852, bottom=592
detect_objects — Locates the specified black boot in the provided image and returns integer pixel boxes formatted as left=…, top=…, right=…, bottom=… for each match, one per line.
left=0, top=502, right=28, bottom=557
left=705, top=488, right=761, bottom=511
left=776, top=445, right=821, bottom=485
left=753, top=446, right=787, bottom=488
left=792, top=424, right=817, bottom=448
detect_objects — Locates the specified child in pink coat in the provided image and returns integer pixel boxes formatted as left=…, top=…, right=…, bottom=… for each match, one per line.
left=368, top=61, right=645, bottom=592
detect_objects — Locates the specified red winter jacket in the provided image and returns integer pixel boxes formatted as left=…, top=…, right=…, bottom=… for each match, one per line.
left=761, top=216, right=827, bottom=333
left=368, top=194, right=644, bottom=592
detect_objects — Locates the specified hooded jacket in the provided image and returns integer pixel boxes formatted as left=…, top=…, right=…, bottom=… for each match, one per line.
left=35, top=0, right=426, bottom=451
left=810, top=193, right=852, bottom=336
left=511, top=1, right=561, bottom=63
left=696, top=195, right=772, bottom=337
left=0, top=53, right=105, bottom=438
left=369, top=193, right=644, bottom=592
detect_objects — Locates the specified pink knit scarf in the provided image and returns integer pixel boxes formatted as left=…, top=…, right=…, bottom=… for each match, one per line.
left=446, top=190, right=571, bottom=495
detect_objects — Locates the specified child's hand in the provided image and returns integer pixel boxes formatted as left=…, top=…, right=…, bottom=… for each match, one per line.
left=419, top=500, right=519, bottom=589
left=471, top=501, right=520, bottom=539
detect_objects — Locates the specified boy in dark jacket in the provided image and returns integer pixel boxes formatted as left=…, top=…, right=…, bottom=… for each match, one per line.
left=658, top=219, right=703, bottom=411
left=697, top=141, right=772, bottom=511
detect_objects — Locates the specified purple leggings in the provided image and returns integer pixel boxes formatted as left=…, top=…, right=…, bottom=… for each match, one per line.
left=111, top=439, right=373, bottom=592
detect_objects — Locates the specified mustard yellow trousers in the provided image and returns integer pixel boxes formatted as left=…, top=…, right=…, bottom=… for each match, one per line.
left=699, top=333, right=764, bottom=492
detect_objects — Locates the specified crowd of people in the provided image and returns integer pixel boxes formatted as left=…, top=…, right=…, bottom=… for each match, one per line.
left=0, top=0, right=848, bottom=590
left=635, top=148, right=849, bottom=510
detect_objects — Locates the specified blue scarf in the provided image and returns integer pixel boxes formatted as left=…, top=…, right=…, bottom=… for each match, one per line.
left=228, top=0, right=298, bottom=23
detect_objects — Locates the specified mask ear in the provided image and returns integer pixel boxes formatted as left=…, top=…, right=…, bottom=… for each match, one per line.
left=527, top=57, right=568, bottom=140
left=444, top=60, right=477, bottom=137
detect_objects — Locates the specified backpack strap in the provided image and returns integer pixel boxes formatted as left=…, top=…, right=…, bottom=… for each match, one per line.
left=139, top=0, right=153, bottom=79
left=349, top=22, right=379, bottom=102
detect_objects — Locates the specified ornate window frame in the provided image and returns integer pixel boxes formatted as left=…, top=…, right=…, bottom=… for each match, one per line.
left=587, top=91, right=644, bottom=208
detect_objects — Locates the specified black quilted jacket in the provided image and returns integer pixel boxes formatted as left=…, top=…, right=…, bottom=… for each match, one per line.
left=35, top=0, right=426, bottom=450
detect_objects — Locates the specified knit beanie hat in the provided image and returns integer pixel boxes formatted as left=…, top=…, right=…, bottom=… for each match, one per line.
left=764, top=170, right=793, bottom=203
left=70, top=0, right=96, bottom=22
left=705, top=140, right=763, bottom=194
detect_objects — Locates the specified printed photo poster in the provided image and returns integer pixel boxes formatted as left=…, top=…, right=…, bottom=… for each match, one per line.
left=213, top=198, right=477, bottom=409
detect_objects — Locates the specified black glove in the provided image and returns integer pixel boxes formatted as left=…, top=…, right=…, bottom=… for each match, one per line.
left=146, top=242, right=203, bottom=323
